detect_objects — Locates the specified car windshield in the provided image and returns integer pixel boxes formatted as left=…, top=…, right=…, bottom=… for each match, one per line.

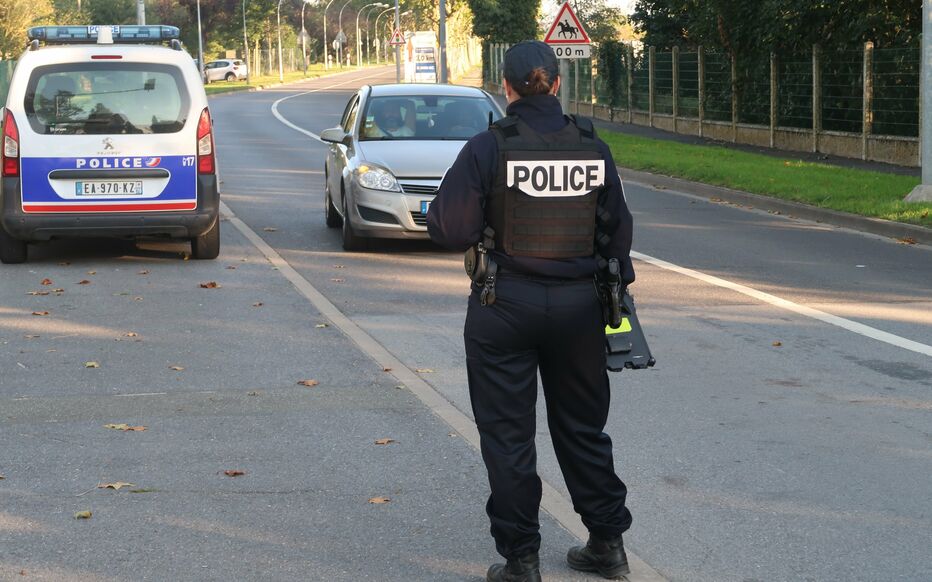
left=360, top=95, right=498, bottom=141
left=24, top=62, right=189, bottom=135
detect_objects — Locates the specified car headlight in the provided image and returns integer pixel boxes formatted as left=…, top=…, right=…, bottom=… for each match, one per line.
left=355, top=164, right=401, bottom=192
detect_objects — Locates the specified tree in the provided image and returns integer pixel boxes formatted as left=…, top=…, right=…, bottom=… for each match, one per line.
left=0, top=0, right=54, bottom=59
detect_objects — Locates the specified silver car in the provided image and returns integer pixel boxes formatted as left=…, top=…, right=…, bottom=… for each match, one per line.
left=203, top=59, right=247, bottom=82
left=320, top=84, right=504, bottom=251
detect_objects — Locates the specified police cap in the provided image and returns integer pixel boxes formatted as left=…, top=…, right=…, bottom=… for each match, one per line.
left=502, top=41, right=559, bottom=87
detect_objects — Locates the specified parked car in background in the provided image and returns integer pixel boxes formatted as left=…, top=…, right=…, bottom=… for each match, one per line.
left=203, top=59, right=246, bottom=83
left=320, top=83, right=503, bottom=251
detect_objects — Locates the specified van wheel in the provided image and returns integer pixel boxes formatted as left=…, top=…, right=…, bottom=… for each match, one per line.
left=341, top=188, right=366, bottom=252
left=0, top=227, right=27, bottom=264
left=225, top=72, right=236, bottom=82
left=191, top=219, right=220, bottom=260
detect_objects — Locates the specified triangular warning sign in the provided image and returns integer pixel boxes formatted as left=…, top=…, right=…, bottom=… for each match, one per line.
left=544, top=2, right=590, bottom=44
left=389, top=28, right=405, bottom=46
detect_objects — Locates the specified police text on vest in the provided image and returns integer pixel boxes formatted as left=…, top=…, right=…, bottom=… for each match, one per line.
left=507, top=160, right=605, bottom=197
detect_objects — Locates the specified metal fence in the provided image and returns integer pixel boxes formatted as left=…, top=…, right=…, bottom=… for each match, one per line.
left=484, top=42, right=920, bottom=166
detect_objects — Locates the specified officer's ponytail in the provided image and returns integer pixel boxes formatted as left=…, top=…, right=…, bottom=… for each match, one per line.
left=514, top=67, right=554, bottom=97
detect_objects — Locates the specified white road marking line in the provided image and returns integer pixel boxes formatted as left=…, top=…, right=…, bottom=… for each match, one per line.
left=632, top=250, right=932, bottom=357
left=270, top=69, right=392, bottom=143
left=222, top=204, right=666, bottom=581
left=115, top=392, right=168, bottom=397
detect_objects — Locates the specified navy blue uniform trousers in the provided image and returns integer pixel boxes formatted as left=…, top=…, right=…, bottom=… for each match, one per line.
left=464, top=274, right=632, bottom=559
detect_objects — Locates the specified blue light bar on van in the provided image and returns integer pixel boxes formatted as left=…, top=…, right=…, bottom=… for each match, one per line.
left=27, top=26, right=180, bottom=44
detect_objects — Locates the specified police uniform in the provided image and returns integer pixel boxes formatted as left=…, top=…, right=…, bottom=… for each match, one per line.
left=427, top=42, right=634, bottom=582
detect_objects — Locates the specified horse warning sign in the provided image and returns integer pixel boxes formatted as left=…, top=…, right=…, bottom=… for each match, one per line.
left=544, top=2, right=591, bottom=58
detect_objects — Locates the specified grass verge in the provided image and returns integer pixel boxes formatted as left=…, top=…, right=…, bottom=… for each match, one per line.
left=600, top=130, right=931, bottom=228
left=204, top=62, right=390, bottom=95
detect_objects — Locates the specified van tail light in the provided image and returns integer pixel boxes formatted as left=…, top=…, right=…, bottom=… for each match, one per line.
left=2, top=109, right=19, bottom=178
left=196, top=108, right=215, bottom=175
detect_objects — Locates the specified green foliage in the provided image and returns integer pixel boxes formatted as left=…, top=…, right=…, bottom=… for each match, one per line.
left=83, top=0, right=136, bottom=25
left=569, top=0, right=628, bottom=43
left=0, top=0, right=53, bottom=59
left=469, top=0, right=540, bottom=43
left=597, top=40, right=626, bottom=110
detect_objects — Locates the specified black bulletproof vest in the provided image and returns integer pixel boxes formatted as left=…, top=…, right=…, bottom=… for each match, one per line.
left=487, top=115, right=604, bottom=259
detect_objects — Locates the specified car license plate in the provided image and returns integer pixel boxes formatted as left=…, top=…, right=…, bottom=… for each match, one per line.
left=420, top=200, right=430, bottom=214
left=75, top=181, right=144, bottom=196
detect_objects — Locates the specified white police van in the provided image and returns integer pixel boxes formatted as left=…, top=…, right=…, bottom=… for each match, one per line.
left=0, top=25, right=219, bottom=263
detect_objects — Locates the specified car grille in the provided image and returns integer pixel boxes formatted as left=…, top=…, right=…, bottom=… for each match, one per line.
left=401, top=183, right=439, bottom=195
left=410, top=211, right=428, bottom=227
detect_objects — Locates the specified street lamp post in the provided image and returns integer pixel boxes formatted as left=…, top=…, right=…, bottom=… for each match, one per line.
left=301, top=0, right=311, bottom=74
left=323, top=0, right=337, bottom=69
left=373, top=7, right=393, bottom=65
left=338, top=0, right=355, bottom=67
left=196, top=0, right=204, bottom=82
left=356, top=3, right=386, bottom=69
left=276, top=0, right=285, bottom=82
left=242, top=0, right=251, bottom=84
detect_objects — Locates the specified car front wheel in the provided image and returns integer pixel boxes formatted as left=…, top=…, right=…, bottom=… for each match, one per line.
left=340, top=186, right=366, bottom=252
left=325, top=168, right=342, bottom=228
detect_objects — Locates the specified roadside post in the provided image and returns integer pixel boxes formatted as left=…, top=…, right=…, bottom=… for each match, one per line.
left=389, top=27, right=406, bottom=82
left=543, top=2, right=591, bottom=113
left=906, top=0, right=932, bottom=201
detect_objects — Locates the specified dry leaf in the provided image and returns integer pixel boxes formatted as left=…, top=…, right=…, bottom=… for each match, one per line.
left=262, top=227, right=278, bottom=232
left=415, top=368, right=434, bottom=374
left=84, top=361, right=100, bottom=369
left=226, top=265, right=237, bottom=270
left=98, top=482, right=134, bottom=490
left=41, top=278, right=53, bottom=286
left=333, top=265, right=345, bottom=269
left=138, top=270, right=150, bottom=275
left=897, top=237, right=917, bottom=245
left=252, top=302, right=264, bottom=307
left=772, top=341, right=783, bottom=347
left=32, top=311, right=49, bottom=316
left=24, top=335, right=40, bottom=339
left=330, top=278, right=345, bottom=283
left=199, top=281, right=221, bottom=289
left=297, top=379, right=319, bottom=387
left=169, top=365, right=185, bottom=371
left=0, top=474, right=5, bottom=479
left=382, top=367, right=393, bottom=372
left=74, top=510, right=93, bottom=519
left=124, top=332, right=138, bottom=338
left=374, top=438, right=395, bottom=445
left=52, top=288, right=65, bottom=294
left=103, top=423, right=146, bottom=432
left=315, top=323, right=329, bottom=328
left=133, top=297, right=143, bottom=302
left=368, top=497, right=390, bottom=504
left=87, top=271, right=96, bottom=275
left=247, top=390, right=261, bottom=396
left=223, top=470, right=246, bottom=477
left=77, top=280, right=91, bottom=285
left=27, top=290, right=50, bottom=296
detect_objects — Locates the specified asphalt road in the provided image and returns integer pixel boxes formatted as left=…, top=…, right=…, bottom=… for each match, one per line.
left=2, top=66, right=931, bottom=581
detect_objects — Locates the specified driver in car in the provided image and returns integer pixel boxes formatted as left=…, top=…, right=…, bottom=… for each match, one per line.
left=368, top=100, right=415, bottom=137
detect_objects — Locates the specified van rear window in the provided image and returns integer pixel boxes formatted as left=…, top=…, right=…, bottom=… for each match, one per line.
left=24, top=62, right=190, bottom=135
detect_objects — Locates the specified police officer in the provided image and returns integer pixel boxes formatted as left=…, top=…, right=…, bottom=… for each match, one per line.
left=426, top=41, right=635, bottom=582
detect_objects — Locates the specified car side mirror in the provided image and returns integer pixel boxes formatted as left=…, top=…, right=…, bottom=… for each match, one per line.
left=319, top=127, right=349, bottom=145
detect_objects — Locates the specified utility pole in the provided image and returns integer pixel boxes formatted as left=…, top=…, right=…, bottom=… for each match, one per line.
left=243, top=0, right=251, bottom=84
left=196, top=0, right=204, bottom=81
left=907, top=0, right=932, bottom=201
left=136, top=0, right=145, bottom=25
left=438, top=0, right=448, bottom=83
left=394, top=0, right=400, bottom=82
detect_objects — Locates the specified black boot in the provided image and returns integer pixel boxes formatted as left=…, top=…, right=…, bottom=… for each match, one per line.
left=567, top=535, right=630, bottom=579
left=486, top=553, right=542, bottom=582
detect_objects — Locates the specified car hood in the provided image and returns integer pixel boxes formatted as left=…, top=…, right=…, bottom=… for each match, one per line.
left=357, top=140, right=467, bottom=180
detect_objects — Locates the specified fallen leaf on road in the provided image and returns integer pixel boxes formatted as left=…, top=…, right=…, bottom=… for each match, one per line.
left=368, top=497, right=390, bottom=504
left=897, top=237, right=917, bottom=245
left=27, top=290, right=50, bottom=296
left=772, top=341, right=783, bottom=347
left=74, top=510, right=93, bottom=519
left=415, top=368, right=434, bottom=374
left=84, top=361, right=100, bottom=369
left=77, top=280, right=91, bottom=285
left=247, top=391, right=261, bottom=396
left=315, top=323, right=329, bottom=328
left=133, top=297, right=144, bottom=302
left=98, top=482, right=134, bottom=490
left=86, top=271, right=96, bottom=275
left=374, top=438, right=395, bottom=445
left=32, top=311, right=49, bottom=316
left=252, top=302, right=264, bottom=307
left=199, top=281, right=221, bottom=289
left=138, top=270, right=150, bottom=275
left=0, top=474, right=5, bottom=479
left=103, top=424, right=146, bottom=431
left=169, top=365, right=185, bottom=371
left=24, top=335, right=40, bottom=339
left=41, top=278, right=53, bottom=286
left=330, top=278, right=345, bottom=283
left=297, top=379, right=319, bottom=387
left=262, top=227, right=278, bottom=232
left=226, top=265, right=237, bottom=270
left=124, top=332, right=138, bottom=338
left=52, top=288, right=65, bottom=294
left=382, top=367, right=392, bottom=372
left=223, top=470, right=246, bottom=477
left=333, top=265, right=345, bottom=269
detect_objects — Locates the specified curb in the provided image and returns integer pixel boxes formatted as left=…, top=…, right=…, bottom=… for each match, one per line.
left=620, top=168, right=932, bottom=246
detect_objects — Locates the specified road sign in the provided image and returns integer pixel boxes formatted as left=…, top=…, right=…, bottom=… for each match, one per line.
left=550, top=44, right=591, bottom=59
left=335, top=30, right=347, bottom=44
left=544, top=2, right=590, bottom=45
left=389, top=28, right=405, bottom=46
